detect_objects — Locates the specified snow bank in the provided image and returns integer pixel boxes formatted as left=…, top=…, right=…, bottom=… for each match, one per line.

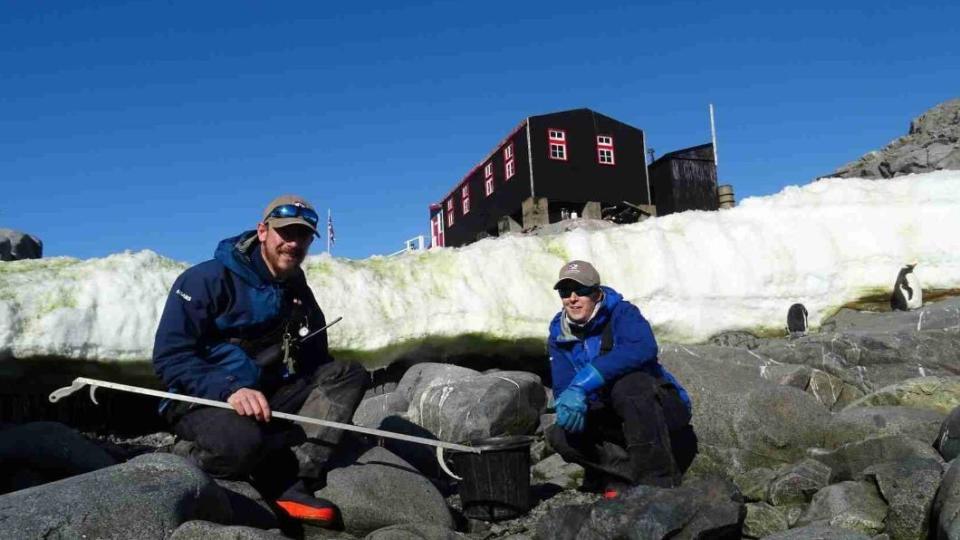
left=2, top=171, right=959, bottom=362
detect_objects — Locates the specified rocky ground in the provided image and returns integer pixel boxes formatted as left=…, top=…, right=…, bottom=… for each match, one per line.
left=3, top=297, right=960, bottom=539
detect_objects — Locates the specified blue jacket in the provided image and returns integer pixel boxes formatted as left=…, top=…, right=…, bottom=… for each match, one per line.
left=153, top=231, right=330, bottom=403
left=548, top=286, right=691, bottom=411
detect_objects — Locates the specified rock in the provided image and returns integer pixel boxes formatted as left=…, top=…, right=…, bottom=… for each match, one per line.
left=831, top=98, right=960, bottom=178
left=315, top=446, right=453, bottom=537
left=364, top=523, right=469, bottom=539
left=762, top=523, right=874, bottom=540
left=214, top=479, right=280, bottom=530
left=407, top=370, right=546, bottom=443
left=396, top=363, right=480, bottom=405
left=0, top=421, right=116, bottom=493
left=826, top=406, right=945, bottom=448
left=170, top=520, right=286, bottom=539
left=845, top=376, right=960, bottom=415
left=767, top=459, right=832, bottom=506
left=0, top=228, right=42, bottom=261
left=733, top=467, right=777, bottom=502
left=0, top=453, right=231, bottom=539
left=795, top=481, right=888, bottom=536
left=863, top=457, right=943, bottom=540
left=531, top=454, right=583, bottom=490
left=660, top=345, right=832, bottom=477
left=821, top=298, right=960, bottom=334
left=353, top=392, right=410, bottom=428
left=743, top=502, right=790, bottom=538
left=937, top=405, right=960, bottom=461
left=807, top=369, right=850, bottom=410
left=808, top=434, right=944, bottom=482
left=535, top=477, right=745, bottom=539
left=931, top=457, right=960, bottom=540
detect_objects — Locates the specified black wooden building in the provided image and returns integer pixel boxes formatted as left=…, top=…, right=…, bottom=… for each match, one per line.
left=430, top=108, right=653, bottom=248
left=647, top=143, right=718, bottom=217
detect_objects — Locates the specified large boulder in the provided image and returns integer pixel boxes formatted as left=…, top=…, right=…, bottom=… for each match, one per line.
left=808, top=434, right=944, bottom=482
left=863, top=457, right=943, bottom=540
left=825, top=405, right=946, bottom=448
left=762, top=523, right=874, bottom=540
left=0, top=421, right=117, bottom=494
left=661, top=345, right=831, bottom=477
left=315, top=446, right=453, bottom=537
left=0, top=228, right=42, bottom=261
left=364, top=523, right=469, bottom=539
left=407, top=370, right=546, bottom=443
left=932, top=457, right=960, bottom=540
left=844, top=376, right=960, bottom=415
left=795, top=481, right=888, bottom=536
left=831, top=98, right=960, bottom=178
left=169, top=520, right=286, bottom=539
left=0, top=453, right=231, bottom=539
left=534, top=477, right=745, bottom=539
left=937, top=405, right=960, bottom=461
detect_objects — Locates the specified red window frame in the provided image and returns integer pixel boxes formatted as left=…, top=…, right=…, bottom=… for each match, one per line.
left=548, top=128, right=567, bottom=161
left=504, top=142, right=515, bottom=179
left=461, top=185, right=471, bottom=215
left=596, top=135, right=615, bottom=166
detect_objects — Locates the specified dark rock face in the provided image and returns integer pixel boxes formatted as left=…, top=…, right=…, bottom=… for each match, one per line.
left=0, top=421, right=117, bottom=494
left=937, top=405, right=960, bottom=461
left=863, top=457, right=943, bottom=540
left=169, top=520, right=287, bottom=539
left=932, top=458, right=960, bottom=540
left=831, top=97, right=960, bottom=178
left=0, top=453, right=231, bottom=540
left=314, top=446, right=454, bottom=537
left=0, top=228, right=42, bottom=261
left=534, top=477, right=745, bottom=540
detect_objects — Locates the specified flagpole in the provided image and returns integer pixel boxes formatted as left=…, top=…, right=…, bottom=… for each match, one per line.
left=326, top=209, right=331, bottom=254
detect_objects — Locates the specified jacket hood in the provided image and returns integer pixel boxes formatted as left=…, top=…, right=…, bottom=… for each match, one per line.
left=214, top=231, right=265, bottom=287
left=551, top=286, right=623, bottom=343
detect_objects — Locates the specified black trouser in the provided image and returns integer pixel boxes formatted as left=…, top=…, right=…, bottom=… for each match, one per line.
left=547, top=371, right=698, bottom=488
left=166, top=360, right=369, bottom=497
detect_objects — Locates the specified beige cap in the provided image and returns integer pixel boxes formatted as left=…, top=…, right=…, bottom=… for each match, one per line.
left=553, top=260, right=601, bottom=289
left=261, top=195, right=319, bottom=235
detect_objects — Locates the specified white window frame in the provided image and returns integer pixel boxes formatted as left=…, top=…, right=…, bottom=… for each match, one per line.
left=505, top=158, right=516, bottom=179
left=461, top=185, right=471, bottom=214
left=548, top=128, right=568, bottom=161
left=503, top=143, right=514, bottom=160
left=484, top=176, right=494, bottom=196
left=596, top=135, right=615, bottom=165
left=484, top=162, right=493, bottom=178
left=446, top=199, right=454, bottom=226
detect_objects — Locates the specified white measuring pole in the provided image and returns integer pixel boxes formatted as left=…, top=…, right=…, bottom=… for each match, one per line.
left=709, top=103, right=720, bottom=170
left=49, top=377, right=480, bottom=454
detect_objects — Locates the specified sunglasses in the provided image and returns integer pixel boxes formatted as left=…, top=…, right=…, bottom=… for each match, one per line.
left=266, top=204, right=319, bottom=227
left=557, top=285, right=598, bottom=299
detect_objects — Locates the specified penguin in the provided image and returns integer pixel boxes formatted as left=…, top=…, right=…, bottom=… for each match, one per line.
left=890, top=262, right=922, bottom=311
left=786, top=303, right=808, bottom=337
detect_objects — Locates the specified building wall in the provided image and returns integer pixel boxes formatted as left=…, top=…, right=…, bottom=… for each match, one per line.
left=649, top=143, right=718, bottom=216
left=441, top=128, right=532, bottom=247
left=529, top=109, right=650, bottom=207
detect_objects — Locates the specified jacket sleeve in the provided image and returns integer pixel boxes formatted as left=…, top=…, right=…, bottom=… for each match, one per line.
left=152, top=267, right=251, bottom=401
left=590, top=303, right=659, bottom=382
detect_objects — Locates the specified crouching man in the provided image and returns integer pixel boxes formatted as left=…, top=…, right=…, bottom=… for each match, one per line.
left=546, top=260, right=697, bottom=497
left=153, top=195, right=368, bottom=527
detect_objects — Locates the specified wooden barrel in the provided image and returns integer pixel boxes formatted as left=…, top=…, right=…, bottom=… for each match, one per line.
left=717, top=184, right=735, bottom=208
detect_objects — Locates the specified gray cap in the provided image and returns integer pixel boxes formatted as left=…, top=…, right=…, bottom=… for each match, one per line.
left=261, top=194, right=319, bottom=235
left=553, top=260, right=601, bottom=289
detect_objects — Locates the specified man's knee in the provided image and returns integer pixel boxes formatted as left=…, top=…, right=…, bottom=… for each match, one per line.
left=190, top=415, right=265, bottom=478
left=610, top=371, right=659, bottom=406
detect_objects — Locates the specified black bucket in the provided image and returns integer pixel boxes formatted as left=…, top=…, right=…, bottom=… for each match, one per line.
left=449, top=435, right=534, bottom=522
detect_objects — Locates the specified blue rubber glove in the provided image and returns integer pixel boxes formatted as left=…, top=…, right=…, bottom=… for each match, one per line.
left=555, top=365, right=605, bottom=434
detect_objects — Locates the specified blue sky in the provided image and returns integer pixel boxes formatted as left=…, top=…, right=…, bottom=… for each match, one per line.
left=3, top=1, right=957, bottom=263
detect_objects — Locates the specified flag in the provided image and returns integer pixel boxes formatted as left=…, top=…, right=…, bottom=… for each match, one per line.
left=327, top=210, right=335, bottom=248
